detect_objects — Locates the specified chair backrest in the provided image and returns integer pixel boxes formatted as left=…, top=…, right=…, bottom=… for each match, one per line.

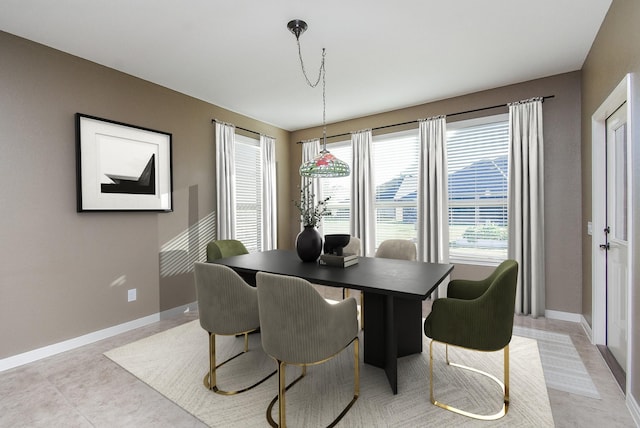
left=425, top=259, right=518, bottom=351
left=477, top=259, right=519, bottom=350
left=483, top=259, right=517, bottom=289
left=193, top=262, right=259, bottom=335
left=256, top=271, right=358, bottom=364
left=206, top=239, right=249, bottom=262
left=343, top=236, right=361, bottom=256
left=374, top=239, right=416, bottom=261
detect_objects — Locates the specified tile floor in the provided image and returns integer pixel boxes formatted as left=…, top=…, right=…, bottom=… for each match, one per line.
left=0, top=290, right=636, bottom=427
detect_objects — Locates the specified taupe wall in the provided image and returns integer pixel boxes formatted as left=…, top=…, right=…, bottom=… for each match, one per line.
left=0, top=31, right=291, bottom=359
left=581, top=0, right=640, bottom=406
left=290, top=72, right=583, bottom=314
left=6, top=4, right=638, bottom=404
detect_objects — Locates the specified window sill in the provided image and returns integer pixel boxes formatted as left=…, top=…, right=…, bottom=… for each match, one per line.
left=449, top=256, right=503, bottom=267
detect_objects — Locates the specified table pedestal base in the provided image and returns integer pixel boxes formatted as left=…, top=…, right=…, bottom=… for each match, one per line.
left=362, top=293, right=424, bottom=394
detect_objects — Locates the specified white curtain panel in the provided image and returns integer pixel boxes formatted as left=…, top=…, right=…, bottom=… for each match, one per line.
left=508, top=98, right=545, bottom=317
left=215, top=121, right=236, bottom=240
left=261, top=135, right=277, bottom=250
left=300, top=139, right=323, bottom=233
left=417, top=116, right=449, bottom=298
left=350, top=129, right=376, bottom=256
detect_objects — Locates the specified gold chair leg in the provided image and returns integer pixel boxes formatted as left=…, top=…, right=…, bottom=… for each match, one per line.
left=279, top=361, right=286, bottom=428
left=334, top=337, right=360, bottom=424
left=354, top=337, right=360, bottom=397
left=266, top=338, right=359, bottom=427
left=203, top=332, right=276, bottom=395
left=504, top=346, right=510, bottom=406
left=266, top=362, right=306, bottom=428
left=429, top=340, right=509, bottom=420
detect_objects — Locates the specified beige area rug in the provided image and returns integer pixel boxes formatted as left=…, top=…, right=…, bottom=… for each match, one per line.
left=513, top=326, right=600, bottom=399
left=105, top=320, right=554, bottom=427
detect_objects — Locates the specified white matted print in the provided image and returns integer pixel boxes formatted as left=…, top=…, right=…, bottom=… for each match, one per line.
left=76, top=113, right=172, bottom=212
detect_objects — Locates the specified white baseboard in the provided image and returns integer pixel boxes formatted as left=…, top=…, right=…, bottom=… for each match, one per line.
left=544, top=309, right=582, bottom=323
left=0, top=302, right=197, bottom=373
left=628, top=392, right=640, bottom=428
left=160, top=301, right=198, bottom=319
left=580, top=315, right=593, bottom=342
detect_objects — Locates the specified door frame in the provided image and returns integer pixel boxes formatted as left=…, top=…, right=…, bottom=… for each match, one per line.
left=591, top=73, right=637, bottom=396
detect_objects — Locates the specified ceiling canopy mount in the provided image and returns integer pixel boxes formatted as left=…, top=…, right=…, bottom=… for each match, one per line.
left=287, top=19, right=308, bottom=40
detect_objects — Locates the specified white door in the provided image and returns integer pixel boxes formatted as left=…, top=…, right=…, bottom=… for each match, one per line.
left=604, top=102, right=628, bottom=371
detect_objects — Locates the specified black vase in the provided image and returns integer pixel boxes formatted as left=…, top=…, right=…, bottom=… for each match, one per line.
left=296, top=226, right=323, bottom=262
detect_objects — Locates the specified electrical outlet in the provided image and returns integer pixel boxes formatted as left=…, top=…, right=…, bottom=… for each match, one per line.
left=128, top=288, right=137, bottom=302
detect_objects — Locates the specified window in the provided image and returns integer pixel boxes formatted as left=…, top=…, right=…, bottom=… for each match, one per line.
left=372, top=130, right=420, bottom=248
left=447, top=114, right=509, bottom=264
left=235, top=134, right=262, bottom=252
left=320, top=141, right=352, bottom=235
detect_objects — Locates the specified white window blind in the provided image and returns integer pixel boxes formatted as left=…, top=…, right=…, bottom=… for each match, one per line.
left=320, top=141, right=352, bottom=235
left=372, top=130, right=420, bottom=249
left=234, top=134, right=262, bottom=253
left=447, top=114, right=509, bottom=263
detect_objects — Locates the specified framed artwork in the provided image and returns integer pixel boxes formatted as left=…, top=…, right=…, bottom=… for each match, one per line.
left=75, top=113, right=173, bottom=212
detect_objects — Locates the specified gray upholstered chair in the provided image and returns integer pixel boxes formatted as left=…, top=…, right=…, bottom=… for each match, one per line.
left=374, top=239, right=417, bottom=261
left=256, top=271, right=360, bottom=428
left=341, top=236, right=362, bottom=307
left=358, top=238, right=417, bottom=329
left=193, top=262, right=275, bottom=395
left=206, top=239, right=249, bottom=262
left=343, top=236, right=361, bottom=256
left=423, top=259, right=519, bottom=420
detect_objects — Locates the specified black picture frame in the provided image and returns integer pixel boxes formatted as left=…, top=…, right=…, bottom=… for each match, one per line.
left=75, top=113, right=173, bottom=212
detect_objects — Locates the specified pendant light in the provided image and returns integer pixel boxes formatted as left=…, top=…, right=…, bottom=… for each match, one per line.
left=288, top=19, right=350, bottom=178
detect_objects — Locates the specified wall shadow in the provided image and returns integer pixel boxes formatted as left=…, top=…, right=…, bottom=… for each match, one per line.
left=159, top=185, right=216, bottom=311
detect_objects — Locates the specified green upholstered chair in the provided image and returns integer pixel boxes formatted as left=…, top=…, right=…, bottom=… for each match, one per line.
left=423, top=259, right=518, bottom=420
left=206, top=239, right=249, bottom=262
left=256, top=271, right=360, bottom=428
left=193, top=262, right=275, bottom=395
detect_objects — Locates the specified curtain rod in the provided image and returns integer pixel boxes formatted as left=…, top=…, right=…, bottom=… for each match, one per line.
left=211, top=119, right=273, bottom=139
left=296, top=95, right=554, bottom=144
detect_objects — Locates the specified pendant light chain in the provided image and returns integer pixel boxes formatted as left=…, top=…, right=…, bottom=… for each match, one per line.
left=322, top=52, right=326, bottom=144
left=295, top=38, right=324, bottom=88
left=296, top=39, right=328, bottom=149
left=289, top=19, right=350, bottom=178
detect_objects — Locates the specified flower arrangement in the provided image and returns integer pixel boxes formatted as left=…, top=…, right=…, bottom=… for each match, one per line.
left=293, top=181, right=331, bottom=228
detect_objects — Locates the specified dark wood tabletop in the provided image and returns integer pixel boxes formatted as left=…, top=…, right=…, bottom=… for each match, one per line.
left=211, top=249, right=453, bottom=300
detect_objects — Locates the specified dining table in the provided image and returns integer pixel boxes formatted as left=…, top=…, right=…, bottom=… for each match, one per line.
left=211, top=249, right=453, bottom=394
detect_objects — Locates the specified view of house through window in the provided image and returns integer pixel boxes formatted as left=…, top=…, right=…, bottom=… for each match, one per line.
left=320, top=141, right=352, bottom=236
left=373, top=130, right=420, bottom=249
left=235, top=134, right=262, bottom=252
left=319, top=132, right=422, bottom=251
left=447, top=114, right=509, bottom=263
left=316, top=116, right=509, bottom=263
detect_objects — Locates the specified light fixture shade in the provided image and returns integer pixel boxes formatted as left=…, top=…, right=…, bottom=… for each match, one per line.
left=299, top=150, right=350, bottom=178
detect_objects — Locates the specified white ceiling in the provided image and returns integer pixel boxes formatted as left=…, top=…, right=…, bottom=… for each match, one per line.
left=0, top=0, right=612, bottom=131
